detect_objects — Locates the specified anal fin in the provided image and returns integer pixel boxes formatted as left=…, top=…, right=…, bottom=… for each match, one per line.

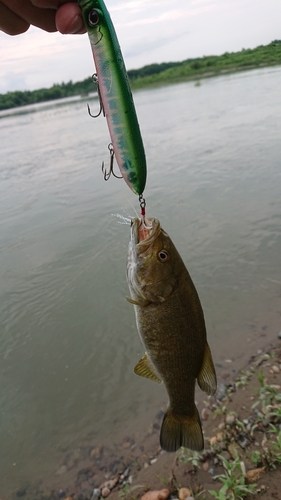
left=134, top=353, right=162, bottom=384
left=197, top=342, right=217, bottom=396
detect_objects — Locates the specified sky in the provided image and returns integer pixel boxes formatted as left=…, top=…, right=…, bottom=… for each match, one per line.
left=0, top=0, right=280, bottom=94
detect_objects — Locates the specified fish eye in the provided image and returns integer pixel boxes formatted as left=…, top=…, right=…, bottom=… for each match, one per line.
left=158, top=250, right=170, bottom=262
left=88, top=9, right=99, bottom=26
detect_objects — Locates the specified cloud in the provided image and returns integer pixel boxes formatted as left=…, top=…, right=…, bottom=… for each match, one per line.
left=123, top=29, right=189, bottom=61
left=0, top=0, right=281, bottom=93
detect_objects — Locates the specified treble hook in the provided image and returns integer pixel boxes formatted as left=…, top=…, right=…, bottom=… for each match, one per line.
left=87, top=73, right=105, bottom=118
left=102, top=144, right=123, bottom=181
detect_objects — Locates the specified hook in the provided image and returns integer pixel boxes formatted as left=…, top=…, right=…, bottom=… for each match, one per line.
left=102, top=144, right=123, bottom=181
left=87, top=73, right=105, bottom=118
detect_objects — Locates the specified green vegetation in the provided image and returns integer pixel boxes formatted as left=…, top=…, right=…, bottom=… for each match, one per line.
left=0, top=77, right=94, bottom=111
left=209, top=456, right=257, bottom=500
left=176, top=348, right=281, bottom=499
left=129, top=39, right=281, bottom=88
left=1, top=40, right=281, bottom=111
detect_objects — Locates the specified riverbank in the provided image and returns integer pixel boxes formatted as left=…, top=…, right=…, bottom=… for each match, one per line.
left=130, top=42, right=281, bottom=90
left=1, top=41, right=281, bottom=111
left=11, top=332, right=281, bottom=500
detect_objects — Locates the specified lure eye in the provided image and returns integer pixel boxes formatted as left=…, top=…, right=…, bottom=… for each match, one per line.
left=88, top=9, right=99, bottom=26
left=158, top=250, right=170, bottom=262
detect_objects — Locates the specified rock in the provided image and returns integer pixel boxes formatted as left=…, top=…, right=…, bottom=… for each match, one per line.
left=246, top=468, right=265, bottom=484
left=216, top=431, right=224, bottom=442
left=202, top=461, right=209, bottom=472
left=101, top=479, right=117, bottom=491
left=73, top=495, right=82, bottom=500
left=101, top=487, right=110, bottom=498
left=123, top=468, right=130, bottom=478
left=272, top=365, right=280, bottom=373
left=56, top=465, right=68, bottom=475
left=237, top=433, right=249, bottom=449
left=220, top=450, right=231, bottom=461
left=90, top=445, right=103, bottom=459
left=226, top=414, right=236, bottom=425
left=209, top=436, right=217, bottom=446
left=16, top=488, right=26, bottom=497
left=217, top=383, right=227, bottom=401
left=141, top=489, right=170, bottom=500
left=64, top=497, right=73, bottom=500
left=178, top=487, right=191, bottom=500
left=228, top=442, right=241, bottom=459
left=91, top=489, right=101, bottom=500
left=122, top=442, right=131, bottom=448
left=201, top=408, right=209, bottom=421
left=156, top=410, right=165, bottom=420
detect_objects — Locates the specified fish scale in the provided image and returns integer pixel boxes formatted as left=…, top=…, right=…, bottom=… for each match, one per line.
left=127, top=217, right=217, bottom=452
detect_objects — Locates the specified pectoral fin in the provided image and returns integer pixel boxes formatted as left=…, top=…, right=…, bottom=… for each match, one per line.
left=134, top=353, right=162, bottom=384
left=125, top=296, right=151, bottom=307
left=197, top=343, right=217, bottom=396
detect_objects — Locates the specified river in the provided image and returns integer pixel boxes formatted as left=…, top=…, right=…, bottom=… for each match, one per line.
left=0, top=66, right=281, bottom=496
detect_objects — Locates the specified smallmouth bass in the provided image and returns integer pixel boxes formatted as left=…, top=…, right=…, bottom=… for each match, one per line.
left=126, top=218, right=217, bottom=452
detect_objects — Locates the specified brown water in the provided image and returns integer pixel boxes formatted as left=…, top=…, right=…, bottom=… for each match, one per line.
left=0, top=66, right=281, bottom=496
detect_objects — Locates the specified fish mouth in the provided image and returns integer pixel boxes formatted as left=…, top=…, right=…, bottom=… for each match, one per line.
left=131, top=217, right=161, bottom=253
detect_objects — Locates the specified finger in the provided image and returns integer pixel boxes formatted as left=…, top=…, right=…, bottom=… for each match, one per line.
left=1, top=0, right=57, bottom=32
left=31, top=0, right=72, bottom=8
left=56, top=3, right=86, bottom=34
left=0, top=3, right=29, bottom=35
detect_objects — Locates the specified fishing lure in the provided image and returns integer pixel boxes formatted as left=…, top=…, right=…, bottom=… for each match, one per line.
left=78, top=0, right=147, bottom=196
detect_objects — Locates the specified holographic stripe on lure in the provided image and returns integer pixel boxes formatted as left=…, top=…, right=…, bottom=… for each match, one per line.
left=78, top=0, right=147, bottom=196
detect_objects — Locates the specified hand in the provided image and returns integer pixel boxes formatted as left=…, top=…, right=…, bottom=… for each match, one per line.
left=0, top=0, right=86, bottom=36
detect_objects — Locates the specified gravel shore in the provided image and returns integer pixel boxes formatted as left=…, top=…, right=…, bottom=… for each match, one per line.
left=9, top=334, right=281, bottom=500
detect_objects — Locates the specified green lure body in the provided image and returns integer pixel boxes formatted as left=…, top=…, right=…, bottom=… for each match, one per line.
left=79, top=0, right=147, bottom=195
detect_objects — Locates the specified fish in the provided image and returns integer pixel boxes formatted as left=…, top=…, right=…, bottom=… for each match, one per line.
left=78, top=0, right=147, bottom=196
left=126, top=217, right=217, bottom=452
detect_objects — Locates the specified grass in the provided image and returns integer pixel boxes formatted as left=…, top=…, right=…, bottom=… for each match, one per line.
left=177, top=349, right=281, bottom=499
left=209, top=456, right=256, bottom=500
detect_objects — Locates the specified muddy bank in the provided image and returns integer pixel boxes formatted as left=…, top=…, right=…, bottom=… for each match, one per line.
left=8, top=324, right=281, bottom=500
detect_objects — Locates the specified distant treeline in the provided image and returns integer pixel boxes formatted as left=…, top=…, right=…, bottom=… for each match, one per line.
left=0, top=77, right=94, bottom=111
left=128, top=39, right=281, bottom=88
left=1, top=40, right=281, bottom=111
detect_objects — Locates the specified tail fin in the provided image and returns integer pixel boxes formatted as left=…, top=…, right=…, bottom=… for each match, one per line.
left=160, top=407, right=204, bottom=452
